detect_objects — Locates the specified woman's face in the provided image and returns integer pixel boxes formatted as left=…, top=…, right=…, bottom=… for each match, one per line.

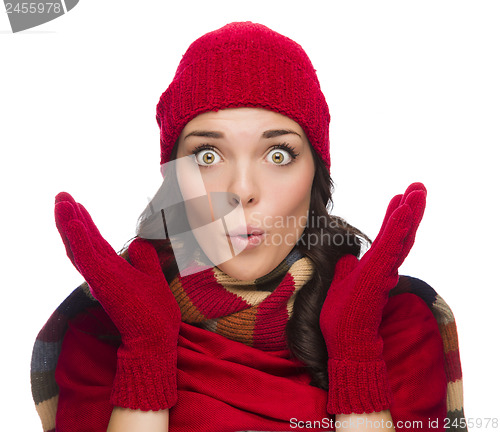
left=175, top=107, right=315, bottom=281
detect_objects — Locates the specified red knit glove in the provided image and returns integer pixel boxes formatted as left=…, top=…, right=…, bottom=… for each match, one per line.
left=54, top=192, right=181, bottom=411
left=319, top=182, right=427, bottom=414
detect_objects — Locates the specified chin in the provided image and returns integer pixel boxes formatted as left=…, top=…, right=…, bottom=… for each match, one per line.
left=216, top=261, right=260, bottom=282
left=217, top=243, right=294, bottom=281
left=215, top=250, right=271, bottom=281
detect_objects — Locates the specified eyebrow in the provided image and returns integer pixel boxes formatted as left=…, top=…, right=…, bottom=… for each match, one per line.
left=262, top=129, right=302, bottom=139
left=184, top=129, right=302, bottom=140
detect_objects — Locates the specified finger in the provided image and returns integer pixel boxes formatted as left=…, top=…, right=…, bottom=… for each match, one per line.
left=403, top=187, right=427, bottom=213
left=76, top=202, right=117, bottom=258
left=370, top=183, right=426, bottom=251
left=55, top=191, right=77, bottom=205
left=394, top=189, right=426, bottom=268
left=369, top=203, right=413, bottom=275
left=370, top=193, right=403, bottom=251
left=55, top=200, right=104, bottom=259
left=403, top=182, right=426, bottom=197
left=54, top=200, right=78, bottom=265
left=55, top=192, right=87, bottom=242
left=55, top=192, right=117, bottom=259
left=128, top=238, right=164, bottom=278
left=64, top=219, right=113, bottom=292
left=332, top=254, right=359, bottom=285
left=56, top=192, right=97, bottom=229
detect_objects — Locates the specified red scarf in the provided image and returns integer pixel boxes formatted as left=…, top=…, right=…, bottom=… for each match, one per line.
left=31, top=245, right=465, bottom=431
left=167, top=247, right=314, bottom=350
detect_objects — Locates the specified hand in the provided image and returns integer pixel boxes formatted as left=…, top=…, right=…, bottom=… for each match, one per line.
left=319, top=182, right=427, bottom=415
left=54, top=192, right=181, bottom=411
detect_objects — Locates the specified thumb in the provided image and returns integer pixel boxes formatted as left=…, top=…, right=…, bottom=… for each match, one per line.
left=55, top=200, right=78, bottom=266
left=128, top=238, right=164, bottom=278
left=332, top=254, right=359, bottom=284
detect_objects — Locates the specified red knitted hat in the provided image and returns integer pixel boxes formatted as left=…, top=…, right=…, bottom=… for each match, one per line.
left=156, top=21, right=331, bottom=170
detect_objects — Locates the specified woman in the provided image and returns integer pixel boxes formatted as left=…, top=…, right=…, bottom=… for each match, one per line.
left=31, top=22, right=466, bottom=432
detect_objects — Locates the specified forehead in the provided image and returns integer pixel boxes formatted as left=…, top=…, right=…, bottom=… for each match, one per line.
left=180, top=107, right=305, bottom=137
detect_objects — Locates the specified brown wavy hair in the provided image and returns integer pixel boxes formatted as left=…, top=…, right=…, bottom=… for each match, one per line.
left=286, top=144, right=371, bottom=390
left=126, top=139, right=371, bottom=391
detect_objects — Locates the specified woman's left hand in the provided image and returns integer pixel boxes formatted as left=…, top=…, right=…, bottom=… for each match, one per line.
left=319, top=182, right=427, bottom=415
left=54, top=192, right=181, bottom=411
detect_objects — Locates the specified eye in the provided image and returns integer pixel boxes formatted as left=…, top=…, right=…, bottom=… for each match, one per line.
left=192, top=145, right=221, bottom=167
left=267, top=143, right=299, bottom=166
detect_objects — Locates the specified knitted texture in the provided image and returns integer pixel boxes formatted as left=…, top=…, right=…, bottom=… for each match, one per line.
left=111, top=347, right=177, bottom=411
left=54, top=194, right=181, bottom=412
left=30, top=245, right=312, bottom=431
left=320, top=184, right=427, bottom=414
left=168, top=247, right=314, bottom=351
left=30, top=274, right=467, bottom=432
left=156, top=21, right=331, bottom=169
left=53, top=292, right=448, bottom=431
left=390, top=277, right=467, bottom=429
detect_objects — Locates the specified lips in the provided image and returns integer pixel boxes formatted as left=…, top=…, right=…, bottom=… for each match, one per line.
left=225, top=225, right=266, bottom=252
left=227, top=225, right=265, bottom=237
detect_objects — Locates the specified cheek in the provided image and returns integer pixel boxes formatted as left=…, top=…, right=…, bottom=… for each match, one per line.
left=265, top=175, right=312, bottom=225
left=175, top=156, right=206, bottom=200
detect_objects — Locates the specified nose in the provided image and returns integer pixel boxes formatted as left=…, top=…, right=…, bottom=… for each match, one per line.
left=227, top=163, right=259, bottom=208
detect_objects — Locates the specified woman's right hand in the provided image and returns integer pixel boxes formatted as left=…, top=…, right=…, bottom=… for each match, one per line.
left=319, top=183, right=427, bottom=415
left=55, top=192, right=181, bottom=411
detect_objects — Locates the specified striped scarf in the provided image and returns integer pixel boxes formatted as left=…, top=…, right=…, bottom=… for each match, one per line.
left=167, top=247, right=314, bottom=350
left=389, top=276, right=467, bottom=429
left=30, top=246, right=467, bottom=431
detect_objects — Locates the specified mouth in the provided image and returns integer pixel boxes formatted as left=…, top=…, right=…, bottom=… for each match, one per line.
left=227, top=226, right=265, bottom=237
left=233, top=232, right=262, bottom=239
left=226, top=231, right=266, bottom=251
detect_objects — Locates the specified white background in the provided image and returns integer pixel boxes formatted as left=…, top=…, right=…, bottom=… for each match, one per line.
left=1, top=1, right=499, bottom=429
